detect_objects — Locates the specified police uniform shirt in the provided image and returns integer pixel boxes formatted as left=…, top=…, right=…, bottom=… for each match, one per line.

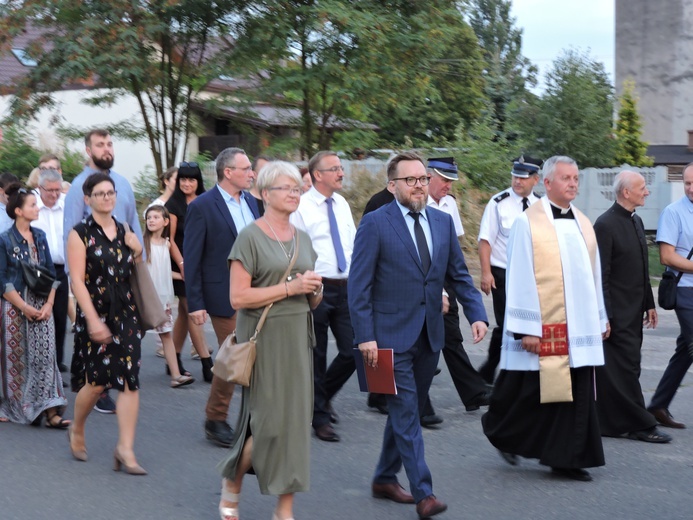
left=427, top=194, right=464, bottom=237
left=478, top=188, right=539, bottom=269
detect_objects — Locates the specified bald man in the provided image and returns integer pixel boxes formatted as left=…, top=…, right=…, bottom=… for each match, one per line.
left=593, top=171, right=670, bottom=443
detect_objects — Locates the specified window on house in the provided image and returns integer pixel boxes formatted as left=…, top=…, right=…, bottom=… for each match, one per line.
left=11, top=48, right=37, bottom=67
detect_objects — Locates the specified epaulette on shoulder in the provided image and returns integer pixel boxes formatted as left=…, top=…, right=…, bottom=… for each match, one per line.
left=533, top=191, right=541, bottom=198
left=448, top=193, right=456, bottom=201
left=493, top=191, right=510, bottom=204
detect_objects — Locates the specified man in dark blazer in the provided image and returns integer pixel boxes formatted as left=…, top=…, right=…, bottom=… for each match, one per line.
left=349, top=152, right=488, bottom=519
left=184, top=147, right=260, bottom=447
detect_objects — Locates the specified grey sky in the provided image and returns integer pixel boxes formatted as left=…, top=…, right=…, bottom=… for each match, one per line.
left=511, top=0, right=615, bottom=89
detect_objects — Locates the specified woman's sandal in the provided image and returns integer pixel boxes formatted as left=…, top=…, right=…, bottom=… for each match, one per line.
left=45, top=410, right=71, bottom=429
left=170, top=374, right=195, bottom=388
left=219, top=479, right=240, bottom=520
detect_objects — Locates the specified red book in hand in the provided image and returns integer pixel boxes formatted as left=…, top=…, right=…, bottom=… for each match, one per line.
left=352, top=348, right=397, bottom=395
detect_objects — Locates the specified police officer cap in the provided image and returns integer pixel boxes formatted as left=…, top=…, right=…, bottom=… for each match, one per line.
left=428, top=157, right=458, bottom=181
left=511, top=155, right=542, bottom=178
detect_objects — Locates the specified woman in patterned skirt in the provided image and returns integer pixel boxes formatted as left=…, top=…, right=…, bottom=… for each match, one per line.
left=67, top=173, right=146, bottom=475
left=0, top=183, right=67, bottom=426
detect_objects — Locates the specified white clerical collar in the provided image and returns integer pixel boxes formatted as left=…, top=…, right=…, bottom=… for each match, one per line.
left=548, top=200, right=571, bottom=215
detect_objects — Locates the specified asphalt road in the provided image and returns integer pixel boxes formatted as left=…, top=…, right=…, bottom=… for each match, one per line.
left=1, top=293, right=692, bottom=520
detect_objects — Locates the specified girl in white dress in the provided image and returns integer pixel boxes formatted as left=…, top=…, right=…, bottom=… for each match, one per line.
left=143, top=204, right=194, bottom=388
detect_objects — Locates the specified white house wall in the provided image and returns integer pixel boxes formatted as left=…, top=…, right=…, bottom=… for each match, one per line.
left=0, top=89, right=153, bottom=184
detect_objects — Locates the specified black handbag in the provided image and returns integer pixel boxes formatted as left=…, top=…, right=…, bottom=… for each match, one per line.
left=8, top=231, right=56, bottom=298
left=658, top=246, right=693, bottom=310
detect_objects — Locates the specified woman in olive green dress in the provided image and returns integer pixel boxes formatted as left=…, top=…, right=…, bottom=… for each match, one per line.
left=218, top=161, right=323, bottom=520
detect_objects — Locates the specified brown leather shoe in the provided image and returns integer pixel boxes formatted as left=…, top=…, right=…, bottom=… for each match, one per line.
left=416, top=495, right=447, bottom=519
left=649, top=408, right=686, bottom=429
left=314, top=423, right=340, bottom=442
left=372, top=482, right=415, bottom=504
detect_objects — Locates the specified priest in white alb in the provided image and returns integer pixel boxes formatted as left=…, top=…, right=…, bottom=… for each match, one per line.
left=482, top=155, right=609, bottom=482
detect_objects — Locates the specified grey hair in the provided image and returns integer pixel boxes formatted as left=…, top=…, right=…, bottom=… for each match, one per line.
left=38, top=168, right=63, bottom=185
left=256, top=161, right=303, bottom=194
left=613, top=170, right=643, bottom=198
left=542, top=156, right=577, bottom=181
left=215, top=147, right=246, bottom=181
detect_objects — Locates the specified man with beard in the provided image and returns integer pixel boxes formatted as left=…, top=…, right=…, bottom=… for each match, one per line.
left=593, top=170, right=670, bottom=443
left=64, top=128, right=144, bottom=414
left=349, top=151, right=487, bottom=518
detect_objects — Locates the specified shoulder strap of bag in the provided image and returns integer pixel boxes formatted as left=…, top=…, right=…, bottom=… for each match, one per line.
left=251, top=227, right=300, bottom=340
left=671, top=245, right=693, bottom=284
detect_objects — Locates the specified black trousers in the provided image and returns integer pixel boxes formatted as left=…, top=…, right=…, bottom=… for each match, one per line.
left=312, top=282, right=355, bottom=428
left=479, top=266, right=506, bottom=384
left=53, top=265, right=69, bottom=366
left=422, top=291, right=488, bottom=416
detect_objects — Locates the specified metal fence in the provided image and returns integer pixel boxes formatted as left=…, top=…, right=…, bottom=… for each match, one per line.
left=203, top=159, right=672, bottom=230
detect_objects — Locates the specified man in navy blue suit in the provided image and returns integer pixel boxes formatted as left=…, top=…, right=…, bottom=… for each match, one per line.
left=349, top=152, right=488, bottom=519
left=184, top=147, right=260, bottom=447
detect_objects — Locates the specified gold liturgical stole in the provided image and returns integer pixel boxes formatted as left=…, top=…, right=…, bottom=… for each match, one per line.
left=526, top=202, right=597, bottom=403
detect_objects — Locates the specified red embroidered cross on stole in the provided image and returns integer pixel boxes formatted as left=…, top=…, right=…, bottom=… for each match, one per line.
left=538, top=323, right=572, bottom=403
left=526, top=201, right=573, bottom=403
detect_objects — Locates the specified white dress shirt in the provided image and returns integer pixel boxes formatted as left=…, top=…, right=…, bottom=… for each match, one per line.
left=478, top=188, right=539, bottom=269
left=32, top=193, right=65, bottom=264
left=290, top=186, right=356, bottom=278
left=427, top=194, right=464, bottom=237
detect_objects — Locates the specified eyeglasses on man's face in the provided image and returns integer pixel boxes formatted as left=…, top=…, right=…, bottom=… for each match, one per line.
left=228, top=165, right=253, bottom=174
left=91, top=190, right=117, bottom=200
left=268, top=186, right=302, bottom=195
left=391, top=176, right=431, bottom=187
left=39, top=186, right=61, bottom=195
left=317, top=165, right=344, bottom=174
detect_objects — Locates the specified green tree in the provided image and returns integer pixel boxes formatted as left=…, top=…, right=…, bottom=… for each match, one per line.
left=1, top=0, right=247, bottom=177
left=468, top=0, right=537, bottom=137
left=0, top=126, right=41, bottom=177
left=614, top=79, right=653, bottom=167
left=229, top=0, right=471, bottom=156
left=454, top=113, right=520, bottom=191
left=529, top=50, right=614, bottom=168
left=375, top=16, right=487, bottom=145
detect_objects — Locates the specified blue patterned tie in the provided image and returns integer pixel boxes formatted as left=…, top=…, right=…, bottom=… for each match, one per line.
left=409, top=212, right=431, bottom=274
left=325, top=197, right=347, bottom=272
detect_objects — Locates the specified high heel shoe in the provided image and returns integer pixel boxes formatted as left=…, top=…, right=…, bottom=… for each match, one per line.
left=113, top=449, right=147, bottom=475
left=201, top=357, right=214, bottom=383
left=271, top=513, right=295, bottom=520
left=220, top=479, right=240, bottom=520
left=67, top=426, right=87, bottom=462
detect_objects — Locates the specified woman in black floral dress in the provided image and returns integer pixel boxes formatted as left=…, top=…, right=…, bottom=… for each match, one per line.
left=67, top=173, right=146, bottom=475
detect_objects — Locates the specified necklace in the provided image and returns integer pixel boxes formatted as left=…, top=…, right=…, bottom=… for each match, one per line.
left=264, top=218, right=295, bottom=280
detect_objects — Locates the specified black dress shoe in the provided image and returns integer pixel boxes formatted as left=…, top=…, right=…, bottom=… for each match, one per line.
left=464, top=391, right=491, bottom=411
left=626, top=427, right=672, bottom=443
left=434, top=367, right=442, bottom=376
left=314, top=423, right=340, bottom=442
left=649, top=408, right=686, bottom=429
left=498, top=450, right=518, bottom=466
left=551, top=467, right=592, bottom=482
left=367, top=393, right=389, bottom=415
left=416, top=495, right=448, bottom=518
left=204, top=420, right=234, bottom=448
left=420, top=414, right=443, bottom=428
left=372, top=482, right=415, bottom=504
